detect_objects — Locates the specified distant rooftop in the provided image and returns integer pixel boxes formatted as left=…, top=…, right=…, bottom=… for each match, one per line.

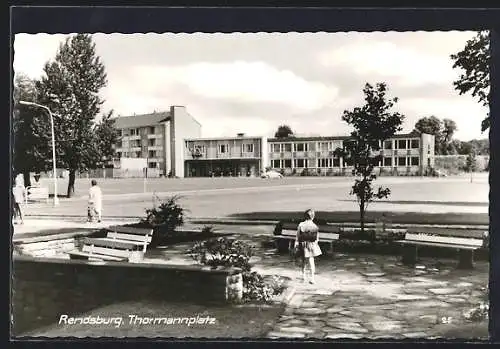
left=185, top=134, right=263, bottom=142
left=268, top=130, right=424, bottom=142
left=113, top=111, right=171, bottom=129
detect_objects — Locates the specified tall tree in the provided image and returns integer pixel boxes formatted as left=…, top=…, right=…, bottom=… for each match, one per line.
left=36, top=34, right=108, bottom=197
left=442, top=119, right=457, bottom=144
left=414, top=115, right=443, bottom=136
left=12, top=73, right=51, bottom=187
left=335, top=83, right=404, bottom=241
left=94, top=110, right=120, bottom=164
left=274, top=124, right=294, bottom=138
left=413, top=116, right=444, bottom=154
left=450, top=31, right=490, bottom=132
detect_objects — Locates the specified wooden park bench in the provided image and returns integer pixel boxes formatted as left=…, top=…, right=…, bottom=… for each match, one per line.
left=25, top=186, right=49, bottom=204
left=397, top=226, right=487, bottom=269
left=67, top=225, right=154, bottom=262
left=273, top=222, right=340, bottom=255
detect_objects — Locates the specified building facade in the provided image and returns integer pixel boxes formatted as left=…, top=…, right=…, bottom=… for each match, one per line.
left=112, top=106, right=435, bottom=178
left=113, top=106, right=201, bottom=177
left=183, top=134, right=268, bottom=177
left=267, top=131, right=435, bottom=176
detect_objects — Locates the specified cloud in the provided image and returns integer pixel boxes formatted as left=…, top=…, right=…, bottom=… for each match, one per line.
left=317, top=40, right=459, bottom=87
left=129, top=61, right=338, bottom=112
left=13, top=34, right=68, bottom=78
left=14, top=32, right=486, bottom=141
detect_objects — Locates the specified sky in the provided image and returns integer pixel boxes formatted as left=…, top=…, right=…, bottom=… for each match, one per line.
left=13, top=32, right=488, bottom=141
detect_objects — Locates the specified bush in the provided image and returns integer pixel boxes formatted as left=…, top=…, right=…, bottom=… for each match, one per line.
left=188, top=237, right=287, bottom=303
left=464, top=286, right=489, bottom=322
left=141, top=195, right=186, bottom=244
left=188, top=236, right=254, bottom=271
left=242, top=272, right=287, bottom=302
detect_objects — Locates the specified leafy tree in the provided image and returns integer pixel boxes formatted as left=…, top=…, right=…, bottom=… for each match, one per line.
left=442, top=119, right=457, bottom=144
left=94, top=110, right=120, bottom=165
left=465, top=152, right=478, bottom=172
left=335, top=83, right=404, bottom=241
left=12, top=73, right=51, bottom=187
left=450, top=31, right=490, bottom=132
left=414, top=116, right=444, bottom=154
left=36, top=34, right=108, bottom=197
left=274, top=124, right=294, bottom=138
left=414, top=115, right=442, bottom=136
left=468, top=138, right=489, bottom=155
left=413, top=116, right=459, bottom=155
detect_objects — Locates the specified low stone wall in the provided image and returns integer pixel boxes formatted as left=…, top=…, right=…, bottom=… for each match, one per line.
left=12, top=256, right=242, bottom=336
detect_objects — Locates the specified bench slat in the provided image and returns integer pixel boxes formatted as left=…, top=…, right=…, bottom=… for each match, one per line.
left=107, top=232, right=152, bottom=243
left=407, top=227, right=487, bottom=238
left=68, top=251, right=127, bottom=261
left=398, top=240, right=480, bottom=250
left=404, top=233, right=483, bottom=247
left=82, top=245, right=133, bottom=258
left=83, top=238, right=141, bottom=250
left=281, top=229, right=339, bottom=238
left=275, top=236, right=340, bottom=242
left=107, top=225, right=153, bottom=236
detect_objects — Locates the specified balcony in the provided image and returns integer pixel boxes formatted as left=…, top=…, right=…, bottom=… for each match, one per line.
left=147, top=134, right=163, bottom=139
left=216, top=152, right=231, bottom=159
left=241, top=152, right=259, bottom=158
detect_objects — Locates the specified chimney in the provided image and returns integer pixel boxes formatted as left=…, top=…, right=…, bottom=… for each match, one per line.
left=237, top=133, right=245, bottom=137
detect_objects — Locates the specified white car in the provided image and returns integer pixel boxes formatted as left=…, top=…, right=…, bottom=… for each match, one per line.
left=261, top=170, right=283, bottom=179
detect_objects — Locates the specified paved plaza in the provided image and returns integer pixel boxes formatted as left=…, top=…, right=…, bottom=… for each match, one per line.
left=19, top=223, right=489, bottom=339
left=13, top=174, right=490, bottom=339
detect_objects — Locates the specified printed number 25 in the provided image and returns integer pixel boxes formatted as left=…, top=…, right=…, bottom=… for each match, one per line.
left=441, top=317, right=452, bottom=324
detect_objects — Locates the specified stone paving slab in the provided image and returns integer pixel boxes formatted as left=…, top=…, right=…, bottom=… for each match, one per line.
left=14, top=223, right=489, bottom=339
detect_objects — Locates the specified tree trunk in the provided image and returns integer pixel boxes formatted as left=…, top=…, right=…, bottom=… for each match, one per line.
left=67, top=169, right=76, bottom=198
left=359, top=201, right=365, bottom=236
left=22, top=171, right=31, bottom=188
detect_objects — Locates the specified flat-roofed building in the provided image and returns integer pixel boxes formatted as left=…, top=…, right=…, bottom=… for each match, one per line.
left=183, top=133, right=267, bottom=177
left=267, top=130, right=435, bottom=176
left=113, top=106, right=201, bottom=177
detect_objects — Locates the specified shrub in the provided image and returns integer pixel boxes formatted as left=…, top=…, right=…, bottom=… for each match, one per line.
left=201, top=225, right=216, bottom=235
left=188, top=237, right=287, bottom=303
left=463, top=286, right=489, bottom=322
left=242, top=272, right=286, bottom=302
left=188, top=237, right=254, bottom=271
left=273, top=221, right=283, bottom=236
left=142, top=195, right=186, bottom=243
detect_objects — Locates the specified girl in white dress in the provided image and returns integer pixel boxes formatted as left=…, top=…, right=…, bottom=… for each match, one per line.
left=294, top=209, right=322, bottom=284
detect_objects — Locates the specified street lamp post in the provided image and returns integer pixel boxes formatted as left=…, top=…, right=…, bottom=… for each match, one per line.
left=19, top=101, right=59, bottom=206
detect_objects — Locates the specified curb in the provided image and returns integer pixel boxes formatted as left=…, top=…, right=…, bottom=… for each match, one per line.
left=22, top=215, right=489, bottom=230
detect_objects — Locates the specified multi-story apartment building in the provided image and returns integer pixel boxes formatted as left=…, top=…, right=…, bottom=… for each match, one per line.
left=112, top=105, right=435, bottom=178
left=267, top=131, right=435, bottom=176
left=113, top=106, right=201, bottom=177
left=183, top=133, right=268, bottom=177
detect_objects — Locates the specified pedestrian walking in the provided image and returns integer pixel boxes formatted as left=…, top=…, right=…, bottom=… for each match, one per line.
left=12, top=181, right=26, bottom=224
left=87, top=179, right=103, bottom=223
left=294, top=209, right=322, bottom=284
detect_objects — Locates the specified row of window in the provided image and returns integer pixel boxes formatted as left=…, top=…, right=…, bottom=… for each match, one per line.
left=384, top=156, right=420, bottom=167
left=116, top=150, right=161, bottom=158
left=270, top=157, right=420, bottom=169
left=121, top=126, right=158, bottom=137
left=120, top=138, right=159, bottom=148
left=383, top=139, right=420, bottom=150
left=269, top=139, right=421, bottom=153
left=190, top=143, right=255, bottom=154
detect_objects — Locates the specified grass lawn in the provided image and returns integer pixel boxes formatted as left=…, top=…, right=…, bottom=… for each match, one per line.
left=24, top=301, right=286, bottom=338
left=230, top=211, right=489, bottom=225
